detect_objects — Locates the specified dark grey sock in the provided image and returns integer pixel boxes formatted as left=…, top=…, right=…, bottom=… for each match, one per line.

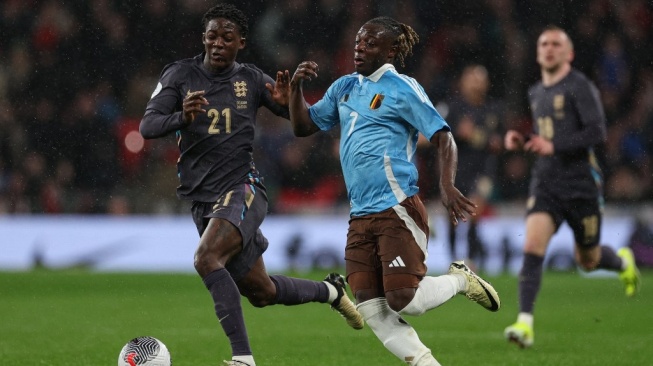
left=270, top=275, right=330, bottom=305
left=596, top=246, right=623, bottom=271
left=518, top=253, right=544, bottom=314
left=202, top=268, right=251, bottom=356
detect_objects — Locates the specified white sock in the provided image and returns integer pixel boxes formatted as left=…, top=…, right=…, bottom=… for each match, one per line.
left=323, top=281, right=338, bottom=304
left=232, top=355, right=255, bottom=366
left=517, top=312, right=534, bottom=328
left=357, top=298, right=439, bottom=365
left=399, top=275, right=462, bottom=316
left=415, top=354, right=442, bottom=366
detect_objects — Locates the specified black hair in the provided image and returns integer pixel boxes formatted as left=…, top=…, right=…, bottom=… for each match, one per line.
left=202, top=3, right=249, bottom=39
left=365, top=16, right=419, bottom=67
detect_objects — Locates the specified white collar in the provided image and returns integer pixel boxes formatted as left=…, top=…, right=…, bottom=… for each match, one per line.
left=358, top=64, right=395, bottom=83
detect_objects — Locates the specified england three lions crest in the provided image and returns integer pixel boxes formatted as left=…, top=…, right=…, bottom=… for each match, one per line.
left=234, top=81, right=248, bottom=109
left=234, top=81, right=248, bottom=97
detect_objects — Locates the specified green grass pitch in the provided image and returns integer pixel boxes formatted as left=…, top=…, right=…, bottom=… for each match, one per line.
left=0, top=269, right=650, bottom=365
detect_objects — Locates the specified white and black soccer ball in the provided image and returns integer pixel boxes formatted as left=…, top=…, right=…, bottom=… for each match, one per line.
left=118, top=336, right=171, bottom=366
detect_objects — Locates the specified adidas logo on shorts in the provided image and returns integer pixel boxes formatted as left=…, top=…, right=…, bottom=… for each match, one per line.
left=389, top=256, right=406, bottom=268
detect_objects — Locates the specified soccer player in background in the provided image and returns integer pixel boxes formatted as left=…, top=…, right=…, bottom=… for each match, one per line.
left=503, top=26, right=641, bottom=349
left=139, top=4, right=362, bottom=366
left=285, top=16, right=501, bottom=366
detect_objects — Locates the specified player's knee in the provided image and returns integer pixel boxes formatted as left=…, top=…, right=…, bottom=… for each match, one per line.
left=245, top=289, right=276, bottom=308
left=575, top=248, right=600, bottom=271
left=193, top=246, right=212, bottom=276
left=577, top=257, right=599, bottom=271
left=194, top=239, right=237, bottom=276
left=385, top=289, right=415, bottom=313
left=576, top=252, right=599, bottom=270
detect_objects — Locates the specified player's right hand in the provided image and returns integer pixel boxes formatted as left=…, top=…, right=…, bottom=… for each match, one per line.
left=440, top=184, right=477, bottom=226
left=266, top=70, right=291, bottom=106
left=504, top=130, right=525, bottom=151
left=182, top=90, right=209, bottom=124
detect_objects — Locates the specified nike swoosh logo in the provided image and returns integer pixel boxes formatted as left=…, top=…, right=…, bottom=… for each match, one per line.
left=480, top=283, right=500, bottom=312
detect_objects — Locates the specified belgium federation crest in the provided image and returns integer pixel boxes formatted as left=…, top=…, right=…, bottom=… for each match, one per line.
left=370, top=93, right=384, bottom=109
left=234, top=81, right=248, bottom=97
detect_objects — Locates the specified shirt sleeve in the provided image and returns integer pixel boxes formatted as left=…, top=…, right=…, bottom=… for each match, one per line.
left=553, top=78, right=607, bottom=153
left=397, top=79, right=450, bottom=139
left=140, top=63, right=187, bottom=139
left=309, top=78, right=344, bottom=131
left=259, top=72, right=290, bottom=119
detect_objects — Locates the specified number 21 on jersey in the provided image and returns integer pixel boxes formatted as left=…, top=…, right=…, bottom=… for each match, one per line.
left=208, top=108, right=232, bottom=134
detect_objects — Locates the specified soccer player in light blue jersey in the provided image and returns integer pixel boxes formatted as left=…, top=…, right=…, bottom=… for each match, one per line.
left=282, top=16, right=502, bottom=366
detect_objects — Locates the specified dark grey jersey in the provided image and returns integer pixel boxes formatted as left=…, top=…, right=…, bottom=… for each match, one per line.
left=527, top=69, right=606, bottom=200
left=140, top=54, right=289, bottom=202
left=445, top=96, right=504, bottom=194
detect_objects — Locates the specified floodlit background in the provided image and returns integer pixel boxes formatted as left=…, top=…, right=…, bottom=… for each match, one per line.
left=1, top=2, right=652, bottom=365
left=0, top=0, right=652, bottom=272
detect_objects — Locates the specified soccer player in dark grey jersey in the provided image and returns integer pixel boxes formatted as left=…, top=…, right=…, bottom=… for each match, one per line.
left=443, top=64, right=505, bottom=270
left=139, top=4, right=362, bottom=366
left=503, top=26, right=640, bottom=349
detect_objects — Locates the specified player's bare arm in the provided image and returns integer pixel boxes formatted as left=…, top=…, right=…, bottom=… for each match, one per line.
left=431, top=130, right=477, bottom=225
left=288, top=61, right=320, bottom=137
left=265, top=70, right=291, bottom=107
left=183, top=90, right=209, bottom=124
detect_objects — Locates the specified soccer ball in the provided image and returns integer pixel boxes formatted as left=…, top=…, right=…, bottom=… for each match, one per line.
left=118, top=336, right=171, bottom=366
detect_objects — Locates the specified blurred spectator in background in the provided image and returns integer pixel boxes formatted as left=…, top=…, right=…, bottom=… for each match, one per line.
left=0, top=0, right=651, bottom=214
left=438, top=64, right=505, bottom=270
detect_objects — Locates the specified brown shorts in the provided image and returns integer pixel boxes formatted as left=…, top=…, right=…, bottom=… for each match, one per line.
left=345, top=195, right=430, bottom=295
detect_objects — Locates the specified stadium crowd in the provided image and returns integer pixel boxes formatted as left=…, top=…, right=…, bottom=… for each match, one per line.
left=0, top=0, right=652, bottom=214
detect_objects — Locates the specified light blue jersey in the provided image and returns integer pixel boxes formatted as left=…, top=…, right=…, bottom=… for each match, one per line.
left=309, top=64, right=450, bottom=216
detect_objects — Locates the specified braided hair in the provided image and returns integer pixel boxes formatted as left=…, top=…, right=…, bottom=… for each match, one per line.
left=202, top=3, right=249, bottom=39
left=365, top=16, right=419, bottom=67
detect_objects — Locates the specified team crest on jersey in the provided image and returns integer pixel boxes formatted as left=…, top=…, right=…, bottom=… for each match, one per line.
left=370, top=94, right=384, bottom=109
left=553, top=94, right=565, bottom=119
left=234, top=81, right=248, bottom=97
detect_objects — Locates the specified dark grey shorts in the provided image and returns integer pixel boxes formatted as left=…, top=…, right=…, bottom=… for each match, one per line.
left=191, top=182, right=269, bottom=282
left=527, top=190, right=602, bottom=248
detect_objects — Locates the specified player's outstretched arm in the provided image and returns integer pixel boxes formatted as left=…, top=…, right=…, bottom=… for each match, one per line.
left=289, top=61, right=321, bottom=137
left=431, top=130, right=477, bottom=226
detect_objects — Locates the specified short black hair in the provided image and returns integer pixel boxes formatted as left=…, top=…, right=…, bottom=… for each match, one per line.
left=202, top=3, right=249, bottom=39
left=365, top=16, right=419, bottom=67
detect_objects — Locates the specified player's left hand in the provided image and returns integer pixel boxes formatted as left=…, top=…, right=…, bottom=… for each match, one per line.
left=290, top=61, right=319, bottom=88
left=266, top=70, right=290, bottom=107
left=440, top=185, right=477, bottom=226
left=524, top=135, right=554, bottom=156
